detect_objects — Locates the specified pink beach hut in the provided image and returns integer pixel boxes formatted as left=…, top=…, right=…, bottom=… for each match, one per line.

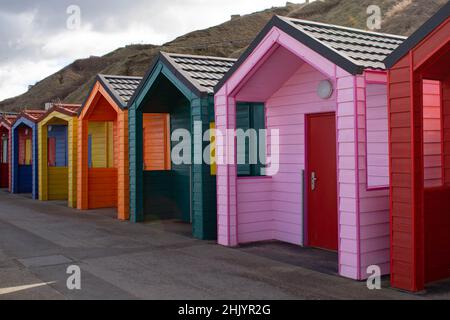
left=214, top=16, right=406, bottom=280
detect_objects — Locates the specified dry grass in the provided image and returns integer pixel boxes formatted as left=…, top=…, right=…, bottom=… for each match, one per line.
left=0, top=0, right=446, bottom=111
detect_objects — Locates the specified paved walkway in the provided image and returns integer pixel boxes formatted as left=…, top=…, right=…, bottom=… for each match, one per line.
left=0, top=191, right=448, bottom=300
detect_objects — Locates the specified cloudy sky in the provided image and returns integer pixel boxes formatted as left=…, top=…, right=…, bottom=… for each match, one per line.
left=0, top=0, right=313, bottom=101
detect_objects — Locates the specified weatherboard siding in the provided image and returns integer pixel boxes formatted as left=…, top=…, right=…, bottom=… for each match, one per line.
left=365, top=83, right=389, bottom=188
left=129, top=59, right=218, bottom=239
left=388, top=54, right=416, bottom=291
left=215, top=92, right=238, bottom=246
left=117, top=110, right=129, bottom=220
left=8, top=126, right=12, bottom=192
left=215, top=26, right=391, bottom=280
left=88, top=122, right=114, bottom=168
left=143, top=114, right=170, bottom=171
left=264, top=63, right=337, bottom=246
left=356, top=73, right=390, bottom=278
left=77, top=83, right=129, bottom=220
left=236, top=177, right=273, bottom=243
left=38, top=111, right=77, bottom=207
left=11, top=118, right=39, bottom=199
left=444, top=79, right=450, bottom=185
left=336, top=70, right=360, bottom=279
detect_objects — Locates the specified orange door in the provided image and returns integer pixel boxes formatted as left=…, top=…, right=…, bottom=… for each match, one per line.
left=143, top=114, right=170, bottom=171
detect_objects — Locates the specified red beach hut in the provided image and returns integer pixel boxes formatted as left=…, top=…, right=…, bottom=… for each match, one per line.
left=0, top=114, right=17, bottom=190
left=385, top=2, right=450, bottom=291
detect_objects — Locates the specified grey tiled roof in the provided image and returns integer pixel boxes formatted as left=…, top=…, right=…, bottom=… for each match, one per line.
left=162, top=52, right=236, bottom=94
left=98, top=75, right=143, bottom=107
left=281, top=16, right=406, bottom=70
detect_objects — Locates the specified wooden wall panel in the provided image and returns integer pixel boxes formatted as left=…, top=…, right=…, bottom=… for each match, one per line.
left=388, top=54, right=417, bottom=291
left=87, top=168, right=117, bottom=208
left=48, top=167, right=68, bottom=200
left=143, top=114, right=170, bottom=171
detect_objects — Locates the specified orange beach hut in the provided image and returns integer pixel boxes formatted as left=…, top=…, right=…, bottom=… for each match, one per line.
left=77, top=74, right=142, bottom=220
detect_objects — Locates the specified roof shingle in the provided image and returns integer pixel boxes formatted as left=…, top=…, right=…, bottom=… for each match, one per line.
left=42, top=103, right=81, bottom=119
left=280, top=16, right=406, bottom=70
left=216, top=16, right=407, bottom=91
left=0, top=114, right=17, bottom=127
left=98, top=75, right=143, bottom=108
left=23, top=110, right=46, bottom=122
left=162, top=52, right=236, bottom=94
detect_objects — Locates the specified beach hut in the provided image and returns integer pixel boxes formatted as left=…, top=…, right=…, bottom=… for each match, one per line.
left=214, top=16, right=406, bottom=280
left=77, top=74, right=142, bottom=220
left=0, top=114, right=17, bottom=190
left=384, top=2, right=450, bottom=292
left=128, top=52, right=235, bottom=240
left=38, top=104, right=81, bottom=207
left=11, top=110, right=46, bottom=198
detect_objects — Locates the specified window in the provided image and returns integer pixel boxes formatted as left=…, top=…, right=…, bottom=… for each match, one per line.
left=88, top=122, right=114, bottom=168
left=48, top=137, right=56, bottom=167
left=1, top=136, right=7, bottom=164
left=236, top=102, right=266, bottom=177
left=423, top=80, right=443, bottom=188
left=48, top=125, right=68, bottom=167
left=365, top=83, right=389, bottom=188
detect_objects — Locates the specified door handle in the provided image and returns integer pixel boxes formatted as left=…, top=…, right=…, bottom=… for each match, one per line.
left=311, top=171, right=318, bottom=191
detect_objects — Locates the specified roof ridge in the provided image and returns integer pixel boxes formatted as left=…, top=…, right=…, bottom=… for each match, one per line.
left=96, top=73, right=142, bottom=109
left=162, top=51, right=237, bottom=62
left=277, top=15, right=407, bottom=40
left=99, top=74, right=143, bottom=80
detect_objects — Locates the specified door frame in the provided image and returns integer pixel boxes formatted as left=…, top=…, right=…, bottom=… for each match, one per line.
left=303, top=111, right=339, bottom=249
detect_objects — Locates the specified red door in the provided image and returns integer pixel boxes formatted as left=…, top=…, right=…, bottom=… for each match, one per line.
left=306, top=112, right=338, bottom=251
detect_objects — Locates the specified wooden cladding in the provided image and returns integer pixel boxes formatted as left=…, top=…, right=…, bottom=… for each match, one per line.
left=143, top=114, right=171, bottom=171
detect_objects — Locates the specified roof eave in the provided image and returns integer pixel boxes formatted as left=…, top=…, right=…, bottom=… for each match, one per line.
left=159, top=52, right=209, bottom=98
left=97, top=74, right=128, bottom=110
left=214, top=15, right=364, bottom=94
left=78, top=76, right=103, bottom=116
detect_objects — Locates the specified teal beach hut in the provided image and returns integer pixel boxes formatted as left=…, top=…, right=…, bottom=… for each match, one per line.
left=128, top=52, right=235, bottom=240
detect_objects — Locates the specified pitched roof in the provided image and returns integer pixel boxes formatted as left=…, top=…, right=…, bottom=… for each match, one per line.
left=0, top=114, right=17, bottom=128
left=128, top=52, right=236, bottom=106
left=385, top=1, right=450, bottom=68
left=42, top=103, right=81, bottom=119
left=160, top=52, right=236, bottom=95
left=216, top=15, right=406, bottom=91
left=14, top=110, right=46, bottom=124
left=282, top=17, right=406, bottom=69
left=98, top=74, right=143, bottom=108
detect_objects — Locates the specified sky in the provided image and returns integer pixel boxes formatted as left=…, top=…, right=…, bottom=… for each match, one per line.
left=0, top=0, right=314, bottom=101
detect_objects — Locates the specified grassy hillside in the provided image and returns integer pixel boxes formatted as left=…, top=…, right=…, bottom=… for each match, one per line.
left=0, top=0, right=447, bottom=111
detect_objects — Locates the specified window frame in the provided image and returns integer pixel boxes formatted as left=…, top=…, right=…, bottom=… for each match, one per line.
left=364, top=81, right=390, bottom=191
left=236, top=102, right=267, bottom=177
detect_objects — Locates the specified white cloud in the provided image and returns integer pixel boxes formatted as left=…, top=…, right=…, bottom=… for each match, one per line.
left=0, top=1, right=312, bottom=102
left=0, top=59, right=65, bottom=100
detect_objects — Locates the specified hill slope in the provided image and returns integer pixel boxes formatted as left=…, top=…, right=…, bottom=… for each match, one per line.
left=0, top=0, right=447, bottom=111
